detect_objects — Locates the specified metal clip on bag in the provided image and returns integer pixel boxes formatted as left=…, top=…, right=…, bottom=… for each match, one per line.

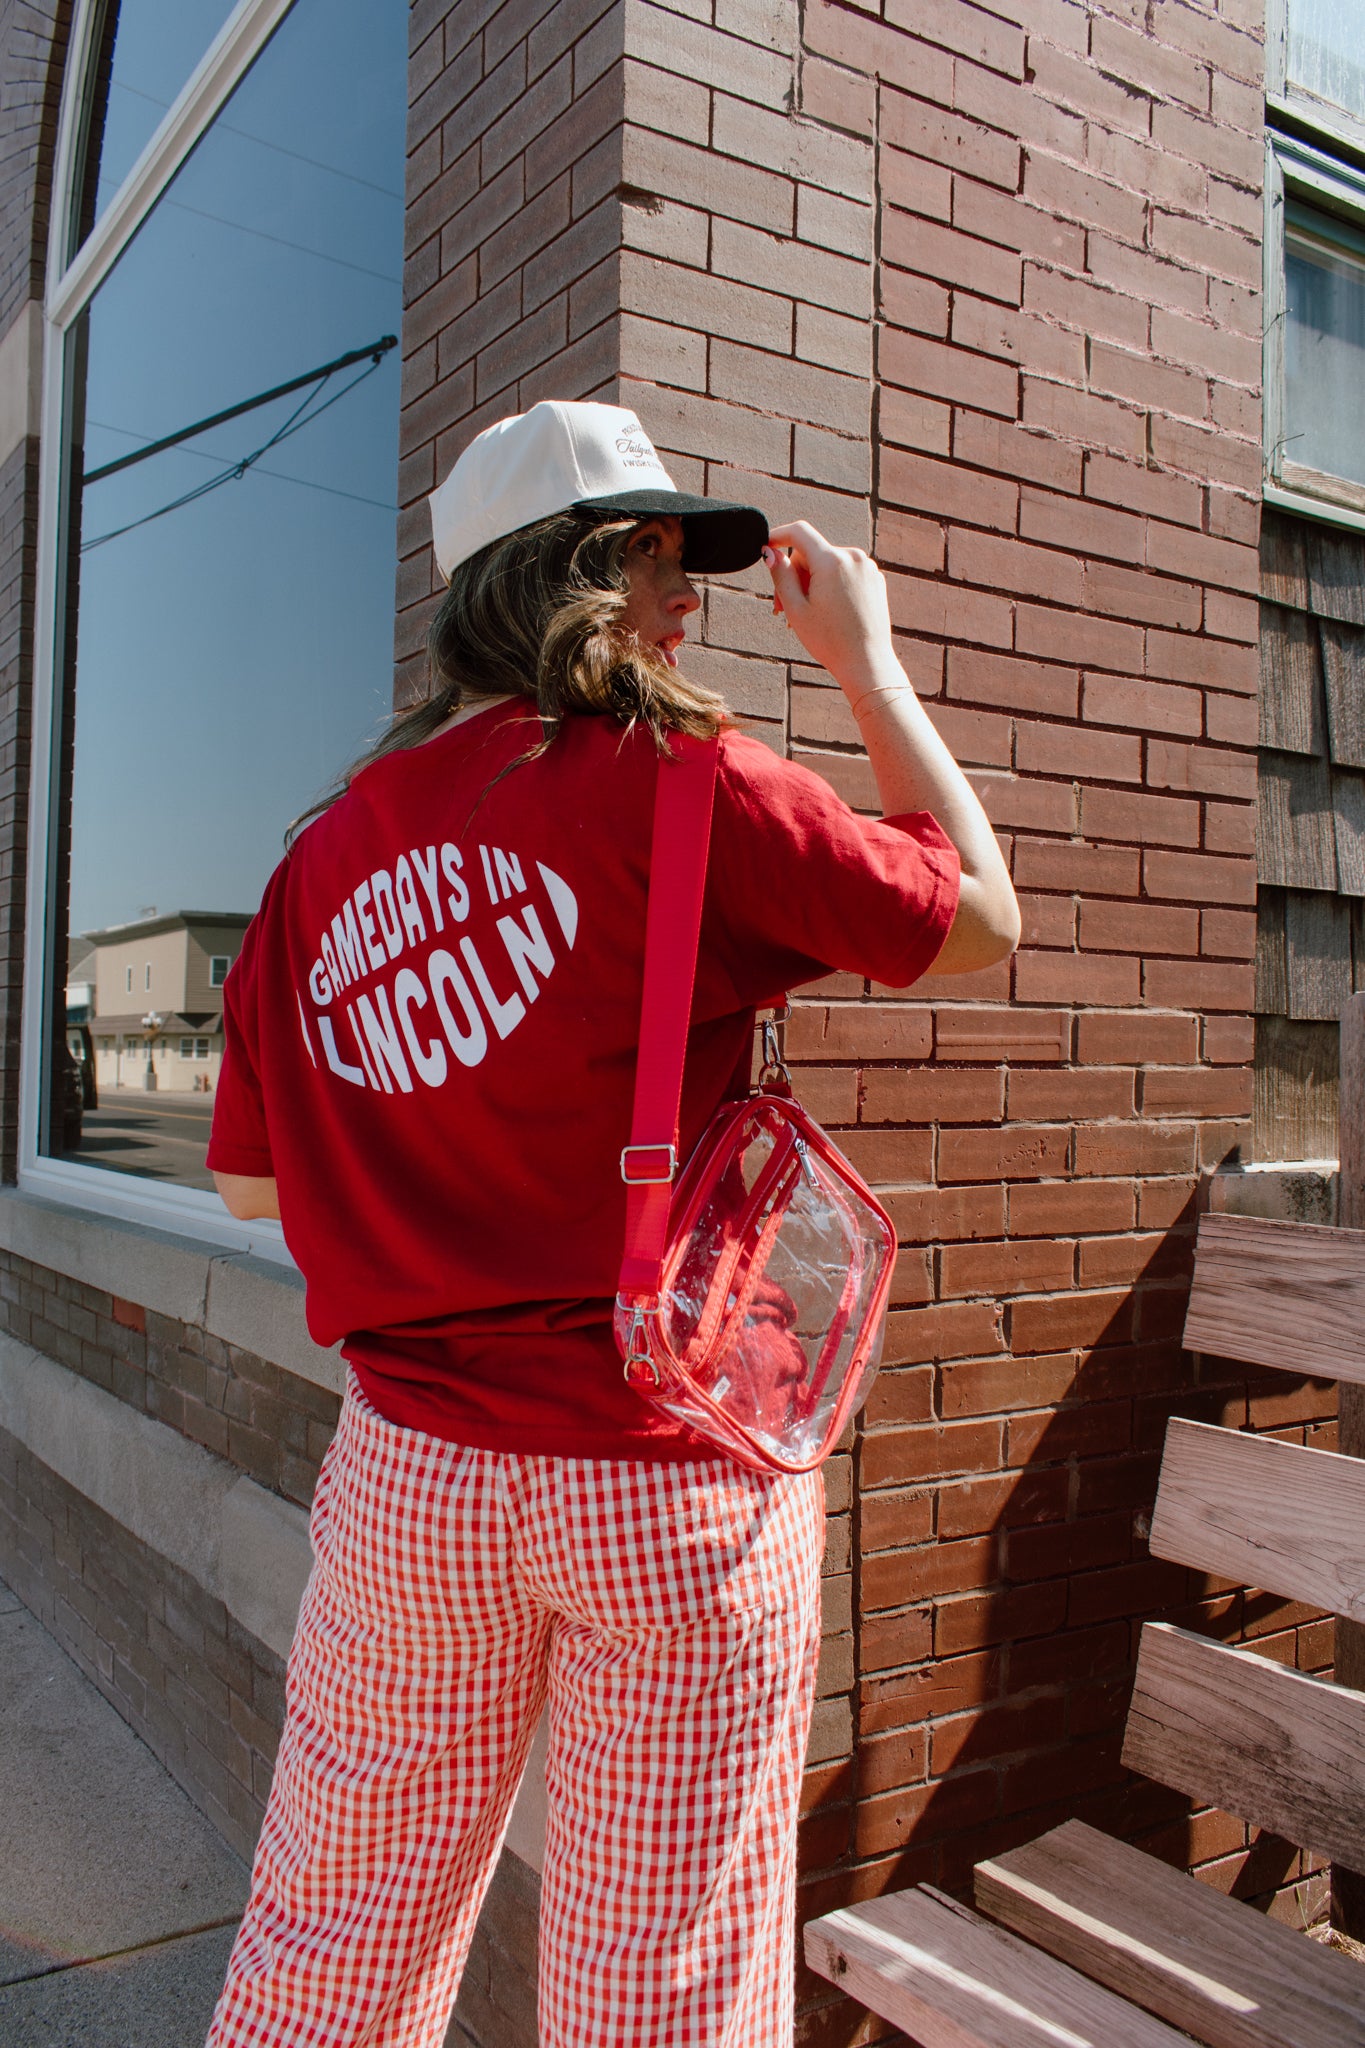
left=613, top=735, right=896, bottom=1475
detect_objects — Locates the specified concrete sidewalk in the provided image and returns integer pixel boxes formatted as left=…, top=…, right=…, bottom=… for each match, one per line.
left=0, top=1577, right=248, bottom=2047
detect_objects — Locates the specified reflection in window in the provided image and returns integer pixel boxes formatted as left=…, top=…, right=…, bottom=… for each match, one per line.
left=1283, top=203, right=1365, bottom=493
left=1287, top=0, right=1365, bottom=129
left=73, top=0, right=242, bottom=251
left=51, top=0, right=405, bottom=1192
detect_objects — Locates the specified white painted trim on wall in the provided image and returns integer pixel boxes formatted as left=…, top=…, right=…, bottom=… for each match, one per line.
left=0, top=1335, right=552, bottom=1870
left=0, top=1186, right=343, bottom=1392
left=0, top=1333, right=310, bottom=1658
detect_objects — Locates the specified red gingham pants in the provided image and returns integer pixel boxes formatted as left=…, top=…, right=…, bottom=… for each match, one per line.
left=206, top=1379, right=824, bottom=2047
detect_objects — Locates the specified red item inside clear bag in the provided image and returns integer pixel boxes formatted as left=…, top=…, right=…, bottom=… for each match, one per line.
left=615, top=1086, right=895, bottom=1474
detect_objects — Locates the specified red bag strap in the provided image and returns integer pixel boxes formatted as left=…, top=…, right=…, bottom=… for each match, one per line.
left=618, top=732, right=720, bottom=1297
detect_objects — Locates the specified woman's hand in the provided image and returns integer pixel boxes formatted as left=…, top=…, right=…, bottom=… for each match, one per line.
left=763, top=522, right=894, bottom=687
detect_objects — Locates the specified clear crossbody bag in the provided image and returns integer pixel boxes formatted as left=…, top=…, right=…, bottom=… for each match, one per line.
left=613, top=735, right=896, bottom=1475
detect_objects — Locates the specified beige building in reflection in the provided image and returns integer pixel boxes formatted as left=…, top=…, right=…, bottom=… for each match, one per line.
left=67, top=911, right=251, bottom=1093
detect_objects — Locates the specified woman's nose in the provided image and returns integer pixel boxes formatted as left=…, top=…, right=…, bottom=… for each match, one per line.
left=669, top=573, right=701, bottom=616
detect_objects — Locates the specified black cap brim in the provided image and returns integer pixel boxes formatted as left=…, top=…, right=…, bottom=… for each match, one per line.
left=571, top=488, right=768, bottom=573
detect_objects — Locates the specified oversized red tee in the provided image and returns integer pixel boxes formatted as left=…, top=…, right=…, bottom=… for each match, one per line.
left=207, top=702, right=960, bottom=1458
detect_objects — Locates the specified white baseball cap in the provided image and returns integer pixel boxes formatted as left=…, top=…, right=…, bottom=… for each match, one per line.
left=428, top=399, right=768, bottom=581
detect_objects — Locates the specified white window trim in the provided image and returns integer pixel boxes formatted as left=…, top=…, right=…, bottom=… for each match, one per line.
left=21, top=0, right=298, bottom=1263
left=1265, top=0, right=1365, bottom=166
left=1263, top=129, right=1365, bottom=536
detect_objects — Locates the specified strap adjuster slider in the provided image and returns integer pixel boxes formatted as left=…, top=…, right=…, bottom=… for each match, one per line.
left=620, top=1143, right=677, bottom=1185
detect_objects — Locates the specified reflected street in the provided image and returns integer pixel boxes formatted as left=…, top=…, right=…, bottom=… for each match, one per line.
left=64, top=1094, right=216, bottom=1191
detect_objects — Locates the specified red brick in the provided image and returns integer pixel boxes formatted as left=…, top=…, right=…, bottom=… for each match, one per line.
left=1008, top=1289, right=1134, bottom=1355
left=861, top=1418, right=1005, bottom=1490
left=1010, top=841, right=1139, bottom=896
left=882, top=328, right=1019, bottom=417
left=1149, top=412, right=1260, bottom=494
left=1204, top=590, right=1259, bottom=644
left=1151, top=209, right=1259, bottom=288
left=1014, top=950, right=1142, bottom=1006
left=1151, top=102, right=1262, bottom=186
left=931, top=1694, right=1064, bottom=1774
left=1007, top=1512, right=1132, bottom=1583
left=836, top=1128, right=935, bottom=1185
left=1200, top=907, right=1255, bottom=959
left=1148, top=519, right=1259, bottom=596
left=947, top=647, right=1078, bottom=719
left=1019, top=892, right=1077, bottom=948
left=1203, top=1014, right=1254, bottom=1064
left=860, top=1488, right=936, bottom=1557
left=1019, top=485, right=1144, bottom=565
left=1084, top=561, right=1202, bottom=632
left=1080, top=786, right=1200, bottom=848
left=855, top=1723, right=930, bottom=1796
left=1073, top=1120, right=1196, bottom=1175
left=803, top=0, right=955, bottom=105
left=883, top=385, right=952, bottom=454
left=859, top=1649, right=1000, bottom=1734
left=952, top=174, right=1086, bottom=270
left=934, top=1008, right=1071, bottom=1062
left=1088, top=14, right=1210, bottom=110
left=875, top=507, right=946, bottom=575
left=1008, top=1619, right=1130, bottom=1689
left=857, top=1607, right=935, bottom=1679
left=1027, top=39, right=1151, bottom=135
left=951, top=296, right=1084, bottom=382
left=862, top=1534, right=995, bottom=1610
left=1015, top=721, right=1141, bottom=781
left=887, top=0, right=1026, bottom=77
left=1007, top=1066, right=1135, bottom=1120
left=1076, top=1230, right=1190, bottom=1289
left=800, top=53, right=877, bottom=139
left=1202, top=802, right=1256, bottom=856
left=1087, top=232, right=1209, bottom=319
left=880, top=447, right=1018, bottom=530
left=890, top=574, right=1014, bottom=651
left=941, top=1239, right=1075, bottom=1301
left=863, top=1067, right=1006, bottom=1124
left=1007, top=1398, right=1134, bottom=1466
left=854, top=1767, right=998, bottom=1854
left=112, top=1297, right=146, bottom=1333
left=1022, top=377, right=1145, bottom=461
left=1024, top=263, right=1148, bottom=351
left=880, top=1301, right=1005, bottom=1368
left=929, top=702, right=1013, bottom=768
left=1138, top=1066, right=1253, bottom=1117
left=864, top=1356, right=934, bottom=1420
left=952, top=408, right=1084, bottom=492
left=1016, top=605, right=1144, bottom=674
left=882, top=263, right=953, bottom=338
left=1150, top=305, right=1261, bottom=389
left=949, top=530, right=1083, bottom=608
left=1024, top=148, right=1148, bottom=243
left=790, top=1066, right=860, bottom=1125
left=1008, top=1179, right=1136, bottom=1237
left=938, top=1125, right=1070, bottom=1182
left=787, top=1003, right=932, bottom=1062
left=938, top=1466, right=1071, bottom=1540
left=939, top=1351, right=1078, bottom=1420
left=1143, top=958, right=1253, bottom=1012
left=884, top=209, right=1021, bottom=303
left=1084, top=451, right=1202, bottom=527
left=1082, top=672, right=1202, bottom=737
left=1078, top=899, right=1200, bottom=956
left=1143, top=848, right=1256, bottom=906
left=883, top=1183, right=1007, bottom=1243
left=881, top=89, right=1021, bottom=191
left=935, top=1580, right=1068, bottom=1654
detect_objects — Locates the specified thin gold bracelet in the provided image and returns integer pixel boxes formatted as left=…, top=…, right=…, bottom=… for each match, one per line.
left=847, top=683, right=913, bottom=720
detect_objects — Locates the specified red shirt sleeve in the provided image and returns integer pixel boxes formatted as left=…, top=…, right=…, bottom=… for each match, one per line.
left=698, top=729, right=961, bottom=1011
left=205, top=906, right=274, bottom=1178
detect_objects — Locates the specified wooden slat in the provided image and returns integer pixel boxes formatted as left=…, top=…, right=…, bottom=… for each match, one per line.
left=1257, top=750, right=1337, bottom=891
left=1182, top=1211, right=1365, bottom=1381
left=1259, top=607, right=1323, bottom=753
left=1149, top=1418, right=1365, bottom=1621
left=1253, top=1016, right=1341, bottom=1164
left=1121, top=1623, right=1365, bottom=1870
left=1253, top=888, right=1287, bottom=1016
left=1308, top=526, right=1365, bottom=627
left=1321, top=620, right=1365, bottom=768
left=1259, top=513, right=1309, bottom=608
left=803, top=1883, right=1194, bottom=2048
left=975, top=1820, right=1365, bottom=2048
left=1356, top=901, right=1365, bottom=994
left=1287, top=889, right=1353, bottom=1021
left=1333, top=769, right=1365, bottom=896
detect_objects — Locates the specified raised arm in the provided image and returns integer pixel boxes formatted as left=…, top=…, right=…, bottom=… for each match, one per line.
left=764, top=522, right=1020, bottom=975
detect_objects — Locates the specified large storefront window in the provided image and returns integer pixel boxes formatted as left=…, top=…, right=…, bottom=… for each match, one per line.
left=32, top=0, right=404, bottom=1236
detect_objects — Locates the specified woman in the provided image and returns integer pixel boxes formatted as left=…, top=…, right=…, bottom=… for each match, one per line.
left=205, top=400, right=1018, bottom=2048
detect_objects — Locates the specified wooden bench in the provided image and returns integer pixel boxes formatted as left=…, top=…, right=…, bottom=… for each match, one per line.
left=806, top=1204, right=1365, bottom=2047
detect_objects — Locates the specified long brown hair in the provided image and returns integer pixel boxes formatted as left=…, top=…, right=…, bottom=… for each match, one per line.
left=290, top=510, right=727, bottom=842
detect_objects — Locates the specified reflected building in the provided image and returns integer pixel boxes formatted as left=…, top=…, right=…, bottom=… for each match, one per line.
left=66, top=910, right=249, bottom=1094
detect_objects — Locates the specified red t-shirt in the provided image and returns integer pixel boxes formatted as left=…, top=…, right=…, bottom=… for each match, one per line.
left=207, top=703, right=959, bottom=1458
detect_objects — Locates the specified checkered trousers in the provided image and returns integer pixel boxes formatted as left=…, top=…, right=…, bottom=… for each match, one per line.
left=206, top=1378, right=825, bottom=2048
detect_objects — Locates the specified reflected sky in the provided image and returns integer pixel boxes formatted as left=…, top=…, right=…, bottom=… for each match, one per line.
left=1288, top=0, right=1365, bottom=124
left=84, top=0, right=242, bottom=235
left=68, top=0, right=405, bottom=939
left=1285, top=208, right=1365, bottom=489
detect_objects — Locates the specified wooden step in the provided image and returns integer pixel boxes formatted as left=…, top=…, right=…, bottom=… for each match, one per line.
left=1123, top=1622, right=1365, bottom=1871
left=1150, top=1418, right=1365, bottom=1622
left=1182, top=1212, right=1365, bottom=1382
left=975, top=1819, right=1365, bottom=2048
left=804, top=1882, right=1197, bottom=2047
